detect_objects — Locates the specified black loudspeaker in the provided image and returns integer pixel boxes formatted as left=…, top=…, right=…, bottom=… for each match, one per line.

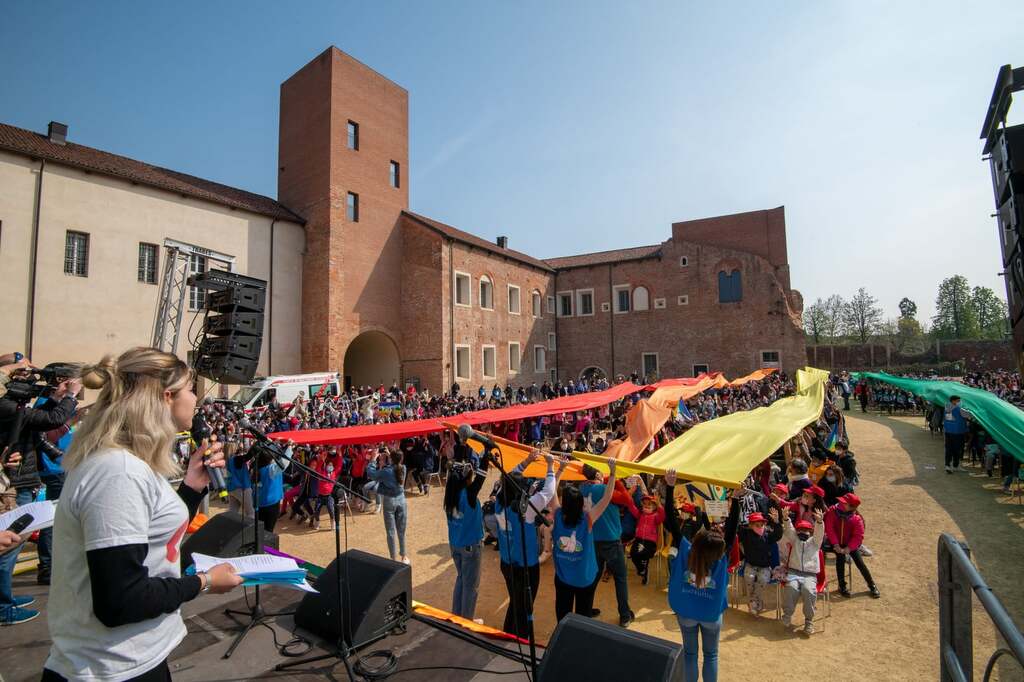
left=538, top=614, right=684, bottom=682
left=294, top=549, right=411, bottom=647
left=208, top=286, right=266, bottom=313
left=203, top=312, right=264, bottom=336
left=190, top=271, right=268, bottom=385
left=193, top=353, right=259, bottom=386
left=198, top=334, right=262, bottom=360
left=179, top=511, right=279, bottom=571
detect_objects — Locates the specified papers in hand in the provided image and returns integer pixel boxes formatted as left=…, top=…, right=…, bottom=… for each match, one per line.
left=190, top=552, right=318, bottom=592
left=0, top=500, right=56, bottom=534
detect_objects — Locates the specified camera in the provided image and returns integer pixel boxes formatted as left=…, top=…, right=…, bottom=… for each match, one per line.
left=4, top=362, right=80, bottom=403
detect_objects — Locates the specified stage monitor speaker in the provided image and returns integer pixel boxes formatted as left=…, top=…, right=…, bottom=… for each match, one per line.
left=203, top=312, right=264, bottom=337
left=538, top=613, right=684, bottom=682
left=208, top=286, right=266, bottom=314
left=179, top=511, right=279, bottom=571
left=294, top=549, right=411, bottom=647
left=198, top=333, right=262, bottom=360
left=193, top=353, right=259, bottom=385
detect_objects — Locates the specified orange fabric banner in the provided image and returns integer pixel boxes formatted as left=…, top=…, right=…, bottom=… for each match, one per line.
left=444, top=425, right=588, bottom=481
left=412, top=601, right=541, bottom=646
left=603, top=399, right=673, bottom=462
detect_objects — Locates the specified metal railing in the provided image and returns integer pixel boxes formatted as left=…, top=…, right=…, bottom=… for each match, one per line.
left=938, top=533, right=1024, bottom=681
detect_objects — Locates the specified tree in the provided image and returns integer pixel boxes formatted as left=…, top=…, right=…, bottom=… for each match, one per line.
left=932, top=275, right=979, bottom=339
left=971, top=286, right=1008, bottom=340
left=822, top=294, right=846, bottom=342
left=881, top=316, right=927, bottom=353
left=803, top=299, right=829, bottom=343
left=843, top=287, right=884, bottom=342
left=898, top=297, right=917, bottom=319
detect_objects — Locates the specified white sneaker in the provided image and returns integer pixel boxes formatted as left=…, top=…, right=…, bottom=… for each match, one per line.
left=957, top=466, right=969, bottom=473
left=803, top=621, right=815, bottom=636
left=401, top=556, right=411, bottom=565
left=472, top=618, right=484, bottom=625
left=859, top=546, right=874, bottom=557
left=945, top=466, right=953, bottom=473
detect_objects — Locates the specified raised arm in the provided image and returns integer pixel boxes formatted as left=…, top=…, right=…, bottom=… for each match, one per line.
left=587, top=458, right=618, bottom=526
left=662, top=470, right=681, bottom=537
left=723, top=490, right=741, bottom=549
left=524, top=452, right=556, bottom=523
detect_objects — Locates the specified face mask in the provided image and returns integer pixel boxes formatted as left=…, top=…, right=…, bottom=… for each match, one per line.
left=826, top=474, right=837, bottom=483
left=797, top=532, right=811, bottom=541
left=751, top=525, right=766, bottom=536
left=802, top=497, right=814, bottom=507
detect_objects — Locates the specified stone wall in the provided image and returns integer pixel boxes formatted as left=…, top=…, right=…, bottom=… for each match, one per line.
left=806, top=339, right=1016, bottom=372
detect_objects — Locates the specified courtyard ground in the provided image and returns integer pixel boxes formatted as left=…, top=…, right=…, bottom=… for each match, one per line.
left=277, top=411, right=1024, bottom=680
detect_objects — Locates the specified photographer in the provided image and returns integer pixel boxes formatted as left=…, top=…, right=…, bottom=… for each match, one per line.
left=0, top=364, right=79, bottom=627
left=42, top=347, right=242, bottom=681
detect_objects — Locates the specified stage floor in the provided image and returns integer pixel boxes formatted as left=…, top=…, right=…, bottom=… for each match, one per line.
left=1, top=570, right=531, bottom=682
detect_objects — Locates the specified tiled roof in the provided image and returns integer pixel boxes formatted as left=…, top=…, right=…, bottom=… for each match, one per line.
left=402, top=211, right=554, bottom=272
left=0, top=123, right=304, bottom=223
left=543, top=244, right=662, bottom=269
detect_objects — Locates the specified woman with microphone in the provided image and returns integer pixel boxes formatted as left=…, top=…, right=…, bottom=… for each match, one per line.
left=42, top=347, right=243, bottom=681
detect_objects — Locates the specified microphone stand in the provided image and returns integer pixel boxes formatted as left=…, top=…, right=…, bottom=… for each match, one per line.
left=222, top=439, right=295, bottom=659
left=488, top=444, right=548, bottom=682
left=275, top=448, right=373, bottom=680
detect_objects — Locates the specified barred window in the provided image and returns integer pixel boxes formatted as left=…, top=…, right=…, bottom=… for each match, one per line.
left=188, top=254, right=208, bottom=310
left=64, top=231, right=89, bottom=277
left=138, top=243, right=158, bottom=284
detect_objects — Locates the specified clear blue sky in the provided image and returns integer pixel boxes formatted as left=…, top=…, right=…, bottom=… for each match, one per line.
left=3, top=1, right=1022, bottom=323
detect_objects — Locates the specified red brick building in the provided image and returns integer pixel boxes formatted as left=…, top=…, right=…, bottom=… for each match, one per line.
left=280, top=47, right=806, bottom=391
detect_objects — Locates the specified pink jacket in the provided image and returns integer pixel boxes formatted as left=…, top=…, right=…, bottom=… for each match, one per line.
left=632, top=505, right=665, bottom=543
left=824, top=505, right=865, bottom=551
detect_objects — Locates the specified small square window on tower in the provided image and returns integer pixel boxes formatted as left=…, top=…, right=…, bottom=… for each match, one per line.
left=346, top=192, right=359, bottom=222
left=390, top=161, right=400, bottom=188
left=347, top=120, right=359, bottom=150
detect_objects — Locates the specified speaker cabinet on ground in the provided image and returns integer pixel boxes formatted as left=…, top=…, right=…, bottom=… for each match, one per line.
left=294, top=549, right=411, bottom=648
left=538, top=613, right=684, bottom=682
left=179, top=511, right=279, bottom=571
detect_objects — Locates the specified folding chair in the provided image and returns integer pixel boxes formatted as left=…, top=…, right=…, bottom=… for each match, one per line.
left=651, top=527, right=672, bottom=589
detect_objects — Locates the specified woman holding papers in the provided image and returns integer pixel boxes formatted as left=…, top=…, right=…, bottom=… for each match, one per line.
left=42, top=347, right=243, bottom=682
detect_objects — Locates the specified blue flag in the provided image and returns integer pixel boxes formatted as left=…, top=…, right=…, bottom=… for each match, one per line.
left=678, top=399, right=695, bottom=421
left=825, top=422, right=839, bottom=452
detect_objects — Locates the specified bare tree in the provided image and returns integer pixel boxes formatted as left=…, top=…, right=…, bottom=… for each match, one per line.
left=803, top=299, right=829, bottom=343
left=843, top=287, right=884, bottom=343
left=822, top=294, right=846, bottom=342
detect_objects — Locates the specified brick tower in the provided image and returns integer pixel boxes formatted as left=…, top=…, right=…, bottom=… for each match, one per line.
left=278, top=47, right=409, bottom=384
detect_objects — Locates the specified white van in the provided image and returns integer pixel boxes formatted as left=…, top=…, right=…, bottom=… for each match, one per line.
left=224, top=372, right=342, bottom=411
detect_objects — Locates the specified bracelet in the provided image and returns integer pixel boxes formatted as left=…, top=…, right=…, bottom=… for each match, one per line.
left=198, top=572, right=210, bottom=594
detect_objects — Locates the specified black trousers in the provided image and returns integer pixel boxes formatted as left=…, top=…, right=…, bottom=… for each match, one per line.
left=44, top=661, right=170, bottom=681
left=945, top=433, right=966, bottom=468
left=835, top=548, right=876, bottom=590
left=500, top=561, right=540, bottom=638
left=554, top=574, right=597, bottom=622
left=257, top=503, right=280, bottom=533
left=630, top=539, right=657, bottom=575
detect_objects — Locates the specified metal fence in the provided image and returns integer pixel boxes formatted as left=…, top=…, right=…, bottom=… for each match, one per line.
left=938, top=533, right=1024, bottom=681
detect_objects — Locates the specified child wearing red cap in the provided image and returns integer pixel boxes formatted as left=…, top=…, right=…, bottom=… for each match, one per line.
left=780, top=509, right=824, bottom=635
left=825, top=493, right=879, bottom=598
left=737, top=508, right=783, bottom=613
left=628, top=493, right=665, bottom=584
left=773, top=484, right=826, bottom=526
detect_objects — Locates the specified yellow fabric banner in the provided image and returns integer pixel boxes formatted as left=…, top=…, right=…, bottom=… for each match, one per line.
left=574, top=367, right=829, bottom=488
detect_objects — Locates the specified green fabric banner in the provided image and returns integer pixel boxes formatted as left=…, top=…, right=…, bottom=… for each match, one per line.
left=854, top=372, right=1024, bottom=462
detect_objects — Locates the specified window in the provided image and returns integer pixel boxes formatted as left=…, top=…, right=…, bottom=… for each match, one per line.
left=64, top=231, right=89, bottom=277
left=532, top=291, right=542, bottom=317
left=508, top=342, right=521, bottom=373
left=308, top=383, right=339, bottom=398
left=482, top=345, right=496, bottom=379
left=642, top=353, right=659, bottom=379
left=347, top=120, right=359, bottom=150
left=479, top=276, right=494, bottom=310
left=546, top=296, right=555, bottom=314
left=188, top=253, right=207, bottom=310
left=534, top=346, right=546, bottom=373
left=550, top=368, right=557, bottom=384
left=761, top=350, right=781, bottom=368
left=632, top=286, right=650, bottom=311
left=508, top=285, right=521, bottom=314
left=454, top=271, right=471, bottom=306
left=718, top=270, right=742, bottom=303
left=679, top=256, right=689, bottom=267
left=613, top=284, right=630, bottom=313
left=548, top=332, right=556, bottom=351
left=601, top=302, right=610, bottom=312
left=678, top=295, right=689, bottom=306
left=138, top=243, right=158, bottom=284
left=654, top=297, right=666, bottom=309
left=455, top=345, right=471, bottom=381
left=576, top=289, right=594, bottom=316
left=346, top=192, right=359, bottom=222
left=557, top=291, right=573, bottom=317
left=389, top=161, right=400, bottom=188
left=693, top=364, right=709, bottom=377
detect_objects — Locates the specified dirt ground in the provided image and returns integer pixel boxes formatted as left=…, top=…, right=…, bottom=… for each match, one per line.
left=277, top=412, right=1024, bottom=680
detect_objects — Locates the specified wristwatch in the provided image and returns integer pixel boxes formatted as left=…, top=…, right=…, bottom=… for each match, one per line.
left=198, top=572, right=210, bottom=594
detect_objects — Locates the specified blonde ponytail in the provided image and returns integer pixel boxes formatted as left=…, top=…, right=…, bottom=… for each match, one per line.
left=65, top=347, right=193, bottom=477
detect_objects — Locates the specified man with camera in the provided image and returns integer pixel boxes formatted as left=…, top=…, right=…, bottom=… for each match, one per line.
left=0, top=356, right=80, bottom=626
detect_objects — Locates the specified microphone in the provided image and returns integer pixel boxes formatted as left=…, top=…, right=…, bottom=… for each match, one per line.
left=190, top=413, right=227, bottom=499
left=238, top=418, right=293, bottom=469
left=458, top=423, right=497, bottom=454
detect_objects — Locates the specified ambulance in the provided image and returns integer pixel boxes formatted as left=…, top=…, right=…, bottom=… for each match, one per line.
left=224, top=372, right=342, bottom=411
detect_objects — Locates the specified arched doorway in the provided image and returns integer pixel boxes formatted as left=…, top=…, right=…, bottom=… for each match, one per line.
left=579, top=366, right=607, bottom=383
left=343, top=331, right=400, bottom=391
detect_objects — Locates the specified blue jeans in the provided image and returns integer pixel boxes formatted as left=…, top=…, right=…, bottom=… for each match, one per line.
left=677, top=615, right=721, bottom=682
left=381, top=495, right=407, bottom=560
left=451, top=543, right=482, bottom=618
left=38, top=473, right=65, bottom=575
left=0, top=489, right=37, bottom=615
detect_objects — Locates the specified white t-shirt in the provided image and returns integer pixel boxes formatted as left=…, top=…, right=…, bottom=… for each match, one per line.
left=46, top=448, right=190, bottom=681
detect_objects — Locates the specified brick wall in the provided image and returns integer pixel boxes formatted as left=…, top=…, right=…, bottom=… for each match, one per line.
left=807, top=339, right=1016, bottom=372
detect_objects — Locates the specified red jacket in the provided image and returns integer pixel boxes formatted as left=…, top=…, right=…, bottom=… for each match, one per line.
left=824, top=505, right=865, bottom=551
left=314, top=455, right=341, bottom=495
left=631, top=505, right=665, bottom=543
